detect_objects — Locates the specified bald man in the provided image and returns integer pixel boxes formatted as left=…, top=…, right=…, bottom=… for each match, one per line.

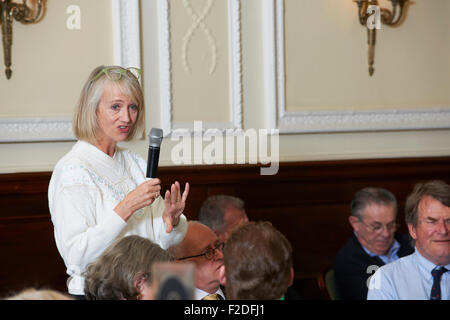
left=168, top=221, right=225, bottom=300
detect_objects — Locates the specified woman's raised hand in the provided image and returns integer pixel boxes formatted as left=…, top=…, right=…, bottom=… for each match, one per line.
left=162, top=181, right=190, bottom=233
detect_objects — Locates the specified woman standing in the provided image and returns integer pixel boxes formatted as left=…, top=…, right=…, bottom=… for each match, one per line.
left=48, top=66, right=189, bottom=298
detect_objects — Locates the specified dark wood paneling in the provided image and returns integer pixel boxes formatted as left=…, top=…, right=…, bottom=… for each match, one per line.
left=1, top=157, right=450, bottom=298
left=0, top=173, right=67, bottom=297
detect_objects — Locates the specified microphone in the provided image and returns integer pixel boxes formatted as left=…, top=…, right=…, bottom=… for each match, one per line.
left=146, top=128, right=163, bottom=178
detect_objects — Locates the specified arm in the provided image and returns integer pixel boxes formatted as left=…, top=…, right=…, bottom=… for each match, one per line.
left=51, top=186, right=127, bottom=270
left=334, top=250, right=372, bottom=300
left=132, top=153, right=190, bottom=245
left=149, top=181, right=190, bottom=249
left=335, top=270, right=371, bottom=300
left=131, top=152, right=188, bottom=231
left=114, top=178, right=162, bottom=221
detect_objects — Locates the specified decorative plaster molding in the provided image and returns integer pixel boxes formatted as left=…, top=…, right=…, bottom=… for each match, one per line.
left=0, top=117, right=74, bottom=142
left=112, top=0, right=141, bottom=69
left=228, top=0, right=243, bottom=131
left=158, top=0, right=173, bottom=136
left=181, top=0, right=217, bottom=75
left=158, top=0, right=242, bottom=137
left=262, top=0, right=450, bottom=133
left=278, top=108, right=450, bottom=133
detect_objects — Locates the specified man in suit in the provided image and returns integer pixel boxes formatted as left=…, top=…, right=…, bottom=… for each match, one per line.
left=334, top=187, right=414, bottom=300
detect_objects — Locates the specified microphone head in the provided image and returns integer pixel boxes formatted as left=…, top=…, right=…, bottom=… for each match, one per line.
left=149, top=128, right=164, bottom=148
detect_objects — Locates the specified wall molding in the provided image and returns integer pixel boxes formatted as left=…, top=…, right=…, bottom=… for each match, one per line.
left=112, top=0, right=141, bottom=69
left=262, top=0, right=450, bottom=133
left=158, top=0, right=243, bottom=137
left=0, top=117, right=74, bottom=142
left=0, top=0, right=141, bottom=143
left=278, top=107, right=450, bottom=133
left=158, top=0, right=173, bottom=136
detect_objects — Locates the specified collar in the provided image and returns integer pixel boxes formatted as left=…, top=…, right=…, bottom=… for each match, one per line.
left=355, top=231, right=401, bottom=260
left=413, top=248, right=450, bottom=280
left=74, top=140, right=126, bottom=184
left=195, top=287, right=225, bottom=300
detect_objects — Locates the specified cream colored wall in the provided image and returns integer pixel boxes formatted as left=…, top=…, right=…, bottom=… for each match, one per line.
left=285, top=0, right=450, bottom=111
left=0, top=0, right=449, bottom=174
left=0, top=0, right=114, bottom=173
left=0, top=0, right=114, bottom=117
left=170, top=0, right=230, bottom=123
left=242, top=0, right=450, bottom=162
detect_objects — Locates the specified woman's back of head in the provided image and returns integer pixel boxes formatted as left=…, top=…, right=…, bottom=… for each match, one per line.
left=84, top=235, right=174, bottom=300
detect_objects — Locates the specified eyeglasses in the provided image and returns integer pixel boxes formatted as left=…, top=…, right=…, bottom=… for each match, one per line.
left=358, top=219, right=398, bottom=234
left=177, top=242, right=225, bottom=261
left=91, top=66, right=141, bottom=83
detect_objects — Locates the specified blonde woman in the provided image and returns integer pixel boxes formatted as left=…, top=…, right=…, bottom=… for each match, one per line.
left=48, top=66, right=189, bottom=298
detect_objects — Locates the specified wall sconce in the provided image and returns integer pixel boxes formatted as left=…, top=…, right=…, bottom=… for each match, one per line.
left=354, top=0, right=410, bottom=76
left=1, top=0, right=45, bottom=79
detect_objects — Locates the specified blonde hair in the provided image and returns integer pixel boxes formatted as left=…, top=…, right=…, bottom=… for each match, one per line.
left=73, top=65, right=145, bottom=145
left=5, top=288, right=73, bottom=300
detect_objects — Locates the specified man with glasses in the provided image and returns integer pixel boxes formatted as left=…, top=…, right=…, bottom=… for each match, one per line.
left=334, top=187, right=413, bottom=300
left=368, top=180, right=450, bottom=299
left=168, top=221, right=225, bottom=300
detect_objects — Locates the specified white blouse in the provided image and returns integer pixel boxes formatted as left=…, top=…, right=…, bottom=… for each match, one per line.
left=48, top=141, right=188, bottom=295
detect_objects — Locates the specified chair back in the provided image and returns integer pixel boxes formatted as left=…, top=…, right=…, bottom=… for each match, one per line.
left=324, top=269, right=341, bottom=300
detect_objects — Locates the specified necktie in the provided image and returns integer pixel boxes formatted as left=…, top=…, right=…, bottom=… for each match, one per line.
left=202, top=293, right=223, bottom=300
left=430, top=267, right=448, bottom=300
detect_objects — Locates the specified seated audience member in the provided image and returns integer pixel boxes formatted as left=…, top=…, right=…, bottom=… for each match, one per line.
left=334, top=187, right=413, bottom=300
left=5, top=288, right=73, bottom=300
left=198, top=195, right=248, bottom=243
left=368, top=180, right=450, bottom=300
left=200, top=196, right=302, bottom=299
left=84, top=235, right=174, bottom=300
left=168, top=221, right=225, bottom=300
left=223, top=221, right=294, bottom=300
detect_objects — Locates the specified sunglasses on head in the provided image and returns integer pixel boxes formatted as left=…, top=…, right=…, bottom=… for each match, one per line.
left=91, top=66, right=141, bottom=83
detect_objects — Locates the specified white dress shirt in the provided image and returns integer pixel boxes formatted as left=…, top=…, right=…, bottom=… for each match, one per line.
left=48, top=141, right=188, bottom=295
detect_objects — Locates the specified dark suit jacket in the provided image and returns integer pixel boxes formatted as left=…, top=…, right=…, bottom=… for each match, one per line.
left=333, top=233, right=413, bottom=300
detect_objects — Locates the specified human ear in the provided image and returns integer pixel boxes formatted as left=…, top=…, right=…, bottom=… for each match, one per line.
left=219, top=264, right=226, bottom=287
left=288, top=267, right=294, bottom=287
left=407, top=223, right=417, bottom=240
left=133, top=274, right=148, bottom=299
left=349, top=216, right=360, bottom=232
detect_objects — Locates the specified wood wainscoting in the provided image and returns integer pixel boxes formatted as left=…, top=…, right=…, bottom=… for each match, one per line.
left=1, top=157, right=449, bottom=299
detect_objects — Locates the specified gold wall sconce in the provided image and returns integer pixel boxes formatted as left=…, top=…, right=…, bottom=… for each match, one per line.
left=1, top=0, right=45, bottom=79
left=354, top=0, right=410, bottom=76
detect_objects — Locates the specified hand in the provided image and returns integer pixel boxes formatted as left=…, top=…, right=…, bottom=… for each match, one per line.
left=163, top=181, right=190, bottom=233
left=114, top=179, right=162, bottom=222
